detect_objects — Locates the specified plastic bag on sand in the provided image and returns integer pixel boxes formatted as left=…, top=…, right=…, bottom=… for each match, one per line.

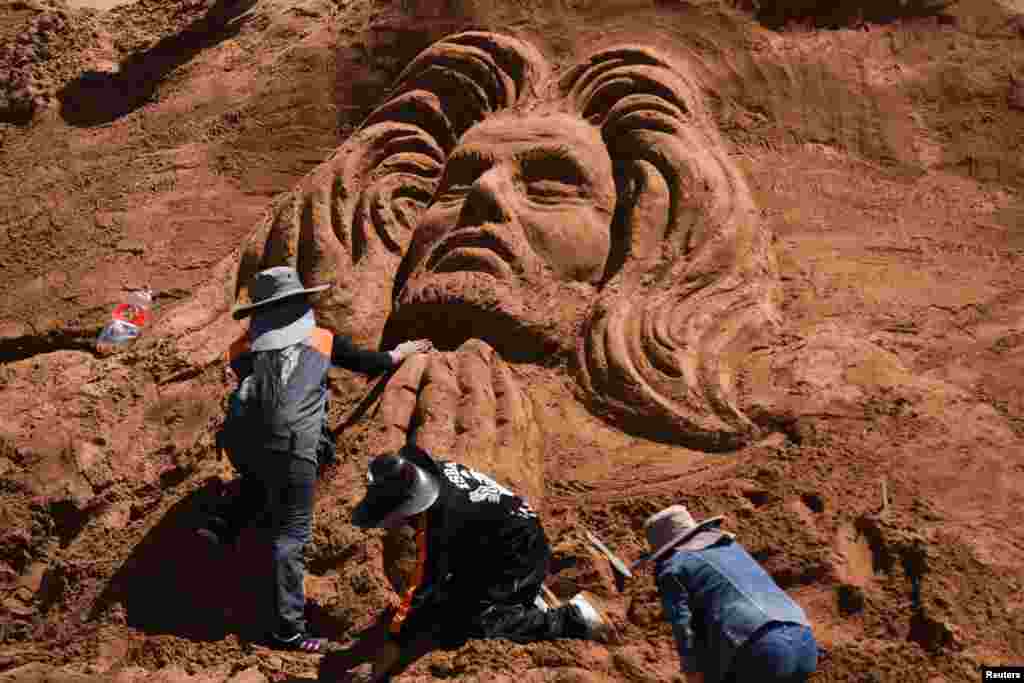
left=96, top=288, right=153, bottom=351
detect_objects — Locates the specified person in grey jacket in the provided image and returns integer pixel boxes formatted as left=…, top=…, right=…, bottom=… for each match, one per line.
left=637, top=505, right=818, bottom=683
left=200, top=266, right=431, bottom=653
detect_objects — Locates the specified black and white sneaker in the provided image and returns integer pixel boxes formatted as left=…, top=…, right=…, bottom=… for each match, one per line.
left=268, top=630, right=327, bottom=653
left=567, top=591, right=614, bottom=643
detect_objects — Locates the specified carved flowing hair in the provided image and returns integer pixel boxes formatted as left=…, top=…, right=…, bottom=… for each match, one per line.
left=235, top=32, right=550, bottom=343
left=234, top=33, right=779, bottom=450
left=561, top=47, right=780, bottom=451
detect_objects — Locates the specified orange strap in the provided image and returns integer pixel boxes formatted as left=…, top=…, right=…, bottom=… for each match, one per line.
left=390, top=514, right=429, bottom=635
left=226, top=333, right=250, bottom=363
left=309, top=327, right=333, bottom=356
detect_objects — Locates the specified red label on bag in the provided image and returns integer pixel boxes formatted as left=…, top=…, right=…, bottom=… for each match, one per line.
left=112, top=303, right=149, bottom=327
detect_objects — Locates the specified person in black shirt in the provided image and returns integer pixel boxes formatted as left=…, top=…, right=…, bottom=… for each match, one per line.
left=334, top=445, right=611, bottom=681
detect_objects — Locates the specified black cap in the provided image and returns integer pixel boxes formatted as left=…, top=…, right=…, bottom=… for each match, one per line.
left=352, top=445, right=442, bottom=529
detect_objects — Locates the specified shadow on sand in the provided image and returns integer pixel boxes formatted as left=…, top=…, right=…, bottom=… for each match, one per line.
left=89, top=478, right=270, bottom=642
left=57, top=0, right=257, bottom=127
left=738, top=0, right=954, bottom=29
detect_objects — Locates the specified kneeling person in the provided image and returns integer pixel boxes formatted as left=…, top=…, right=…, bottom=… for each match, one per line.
left=350, top=446, right=610, bottom=680
left=639, top=505, right=818, bottom=683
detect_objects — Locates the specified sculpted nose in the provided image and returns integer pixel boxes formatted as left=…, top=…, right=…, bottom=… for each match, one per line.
left=459, top=167, right=511, bottom=227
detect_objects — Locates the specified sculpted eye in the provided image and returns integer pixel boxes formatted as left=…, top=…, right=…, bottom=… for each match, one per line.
left=526, top=180, right=580, bottom=201
left=520, top=153, right=587, bottom=203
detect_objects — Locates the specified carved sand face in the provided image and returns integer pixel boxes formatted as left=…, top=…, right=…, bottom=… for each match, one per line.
left=241, top=31, right=778, bottom=448
left=403, top=114, right=616, bottom=290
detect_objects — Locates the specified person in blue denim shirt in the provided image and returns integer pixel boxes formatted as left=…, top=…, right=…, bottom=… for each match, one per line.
left=637, top=505, right=818, bottom=683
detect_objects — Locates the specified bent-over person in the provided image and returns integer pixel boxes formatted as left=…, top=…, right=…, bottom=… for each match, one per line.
left=638, top=505, right=818, bottom=683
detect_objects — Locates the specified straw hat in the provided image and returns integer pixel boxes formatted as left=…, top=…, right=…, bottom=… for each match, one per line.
left=635, top=505, right=724, bottom=567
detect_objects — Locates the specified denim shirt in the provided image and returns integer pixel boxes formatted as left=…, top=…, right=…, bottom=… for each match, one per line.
left=655, top=535, right=810, bottom=682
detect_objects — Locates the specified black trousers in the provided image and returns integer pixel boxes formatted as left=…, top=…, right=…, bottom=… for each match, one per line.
left=218, top=451, right=317, bottom=636
left=416, top=522, right=588, bottom=649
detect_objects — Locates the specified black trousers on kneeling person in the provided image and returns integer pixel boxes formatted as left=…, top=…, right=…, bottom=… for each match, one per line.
left=395, top=518, right=592, bottom=650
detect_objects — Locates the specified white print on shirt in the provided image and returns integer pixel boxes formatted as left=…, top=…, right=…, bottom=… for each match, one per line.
left=442, top=462, right=537, bottom=518
left=442, top=462, right=471, bottom=490
left=466, top=469, right=514, bottom=504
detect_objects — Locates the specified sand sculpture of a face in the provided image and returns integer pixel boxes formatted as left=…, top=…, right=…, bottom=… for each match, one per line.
left=236, top=33, right=780, bottom=481
left=396, top=113, right=616, bottom=316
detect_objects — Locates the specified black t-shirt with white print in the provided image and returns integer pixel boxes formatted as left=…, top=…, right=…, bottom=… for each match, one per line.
left=396, top=459, right=548, bottom=644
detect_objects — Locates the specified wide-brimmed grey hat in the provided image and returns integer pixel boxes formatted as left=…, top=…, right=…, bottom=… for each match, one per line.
left=633, top=505, right=724, bottom=568
left=232, top=266, right=330, bottom=320
left=352, top=446, right=442, bottom=529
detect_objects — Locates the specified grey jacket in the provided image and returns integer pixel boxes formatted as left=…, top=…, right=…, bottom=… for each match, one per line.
left=228, top=327, right=394, bottom=462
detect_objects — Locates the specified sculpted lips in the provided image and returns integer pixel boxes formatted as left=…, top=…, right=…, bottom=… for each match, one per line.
left=426, top=228, right=518, bottom=279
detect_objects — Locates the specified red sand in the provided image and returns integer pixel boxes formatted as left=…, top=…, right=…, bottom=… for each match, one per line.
left=1, top=1, right=1023, bottom=682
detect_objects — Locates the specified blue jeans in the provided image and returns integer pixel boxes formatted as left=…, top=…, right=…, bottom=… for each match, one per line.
left=725, top=622, right=818, bottom=683
left=221, top=452, right=317, bottom=636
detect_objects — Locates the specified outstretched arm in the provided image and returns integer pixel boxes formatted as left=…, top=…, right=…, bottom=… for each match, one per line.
left=369, top=631, right=438, bottom=681
left=331, top=335, right=396, bottom=375
left=318, top=605, right=442, bottom=682
left=317, top=616, right=395, bottom=680
left=331, top=337, right=432, bottom=375
left=657, top=570, right=702, bottom=677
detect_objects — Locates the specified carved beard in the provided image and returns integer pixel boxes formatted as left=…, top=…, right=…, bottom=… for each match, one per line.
left=389, top=268, right=600, bottom=363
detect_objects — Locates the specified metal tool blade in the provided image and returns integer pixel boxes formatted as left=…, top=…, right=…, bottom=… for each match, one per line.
left=584, top=529, right=633, bottom=579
